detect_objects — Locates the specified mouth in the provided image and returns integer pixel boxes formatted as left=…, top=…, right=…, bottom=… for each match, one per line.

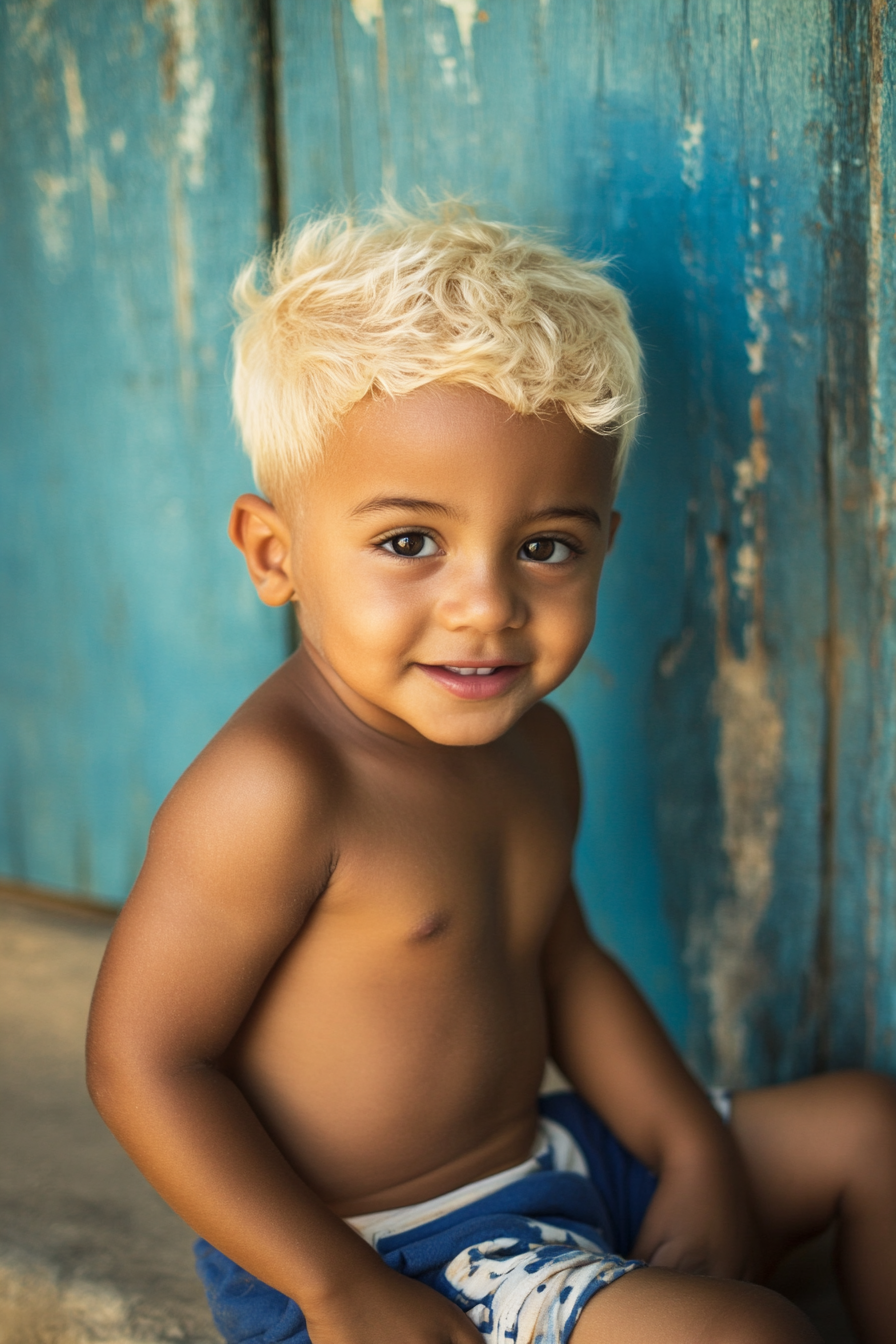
left=415, top=662, right=528, bottom=700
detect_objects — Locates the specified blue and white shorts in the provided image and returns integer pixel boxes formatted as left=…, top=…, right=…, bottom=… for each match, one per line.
left=195, top=1085, right=668, bottom=1344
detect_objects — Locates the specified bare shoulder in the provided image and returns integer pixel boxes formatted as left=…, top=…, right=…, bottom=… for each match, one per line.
left=89, top=661, right=350, bottom=1061
left=513, top=700, right=581, bottom=824
left=149, top=661, right=344, bottom=913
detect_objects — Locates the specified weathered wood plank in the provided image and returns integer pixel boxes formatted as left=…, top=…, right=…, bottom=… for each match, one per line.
left=865, top=0, right=896, bottom=1072
left=0, top=0, right=285, bottom=901
left=272, top=1, right=865, bottom=1080
left=2, top=0, right=893, bottom=1087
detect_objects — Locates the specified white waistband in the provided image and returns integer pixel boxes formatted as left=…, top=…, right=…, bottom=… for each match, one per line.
left=346, top=1117, right=589, bottom=1248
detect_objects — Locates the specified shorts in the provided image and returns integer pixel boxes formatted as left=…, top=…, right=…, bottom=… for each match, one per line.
left=195, top=1091, right=659, bottom=1344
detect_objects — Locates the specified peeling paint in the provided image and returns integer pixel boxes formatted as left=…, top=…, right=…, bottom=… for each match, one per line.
left=867, top=0, right=885, bottom=530
left=729, top=395, right=770, bottom=606
left=8, top=0, right=55, bottom=62
left=732, top=542, right=759, bottom=601
left=433, top=0, right=481, bottom=104
left=178, top=74, right=215, bottom=188
left=60, top=41, right=87, bottom=154
left=88, top=153, right=112, bottom=237
left=438, top=0, right=479, bottom=53
left=703, top=534, right=784, bottom=1084
left=33, top=170, right=74, bottom=264
left=743, top=180, right=790, bottom=374
left=350, top=0, right=383, bottom=37
left=680, top=112, right=704, bottom=191
left=744, top=287, right=769, bottom=374
left=864, top=0, right=889, bottom=1047
left=148, top=0, right=216, bottom=189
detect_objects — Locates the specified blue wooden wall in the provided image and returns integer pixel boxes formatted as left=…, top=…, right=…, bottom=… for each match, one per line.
left=2, top=0, right=894, bottom=1089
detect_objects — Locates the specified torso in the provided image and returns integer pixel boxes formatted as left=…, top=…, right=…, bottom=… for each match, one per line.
left=224, top=654, right=577, bottom=1216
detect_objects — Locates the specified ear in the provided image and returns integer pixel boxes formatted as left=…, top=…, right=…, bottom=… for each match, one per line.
left=229, top=494, right=295, bottom=607
left=607, top=511, right=622, bottom=554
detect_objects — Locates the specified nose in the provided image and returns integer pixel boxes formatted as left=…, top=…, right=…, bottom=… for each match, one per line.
left=434, top=555, right=527, bottom=634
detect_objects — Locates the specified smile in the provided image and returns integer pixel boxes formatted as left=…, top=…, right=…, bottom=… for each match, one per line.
left=445, top=666, right=497, bottom=676
left=416, top=663, right=527, bottom=700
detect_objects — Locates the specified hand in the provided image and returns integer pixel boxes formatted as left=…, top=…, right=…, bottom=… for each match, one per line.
left=631, top=1146, right=761, bottom=1280
left=303, top=1260, right=482, bottom=1344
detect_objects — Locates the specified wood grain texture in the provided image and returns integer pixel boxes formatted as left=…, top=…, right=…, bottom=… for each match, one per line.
left=275, top=0, right=895, bottom=1080
left=2, top=0, right=894, bottom=1086
left=0, top=0, right=287, bottom=901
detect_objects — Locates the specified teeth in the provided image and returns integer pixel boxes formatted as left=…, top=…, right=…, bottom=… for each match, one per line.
left=445, top=666, right=497, bottom=676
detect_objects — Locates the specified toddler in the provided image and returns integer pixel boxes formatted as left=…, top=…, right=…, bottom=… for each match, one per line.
left=88, top=202, right=896, bottom=1344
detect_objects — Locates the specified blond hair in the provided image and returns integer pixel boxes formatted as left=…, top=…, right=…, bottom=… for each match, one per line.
left=231, top=200, right=642, bottom=501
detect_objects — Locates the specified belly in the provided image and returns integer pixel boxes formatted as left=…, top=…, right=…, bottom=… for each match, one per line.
left=226, top=930, right=549, bottom=1213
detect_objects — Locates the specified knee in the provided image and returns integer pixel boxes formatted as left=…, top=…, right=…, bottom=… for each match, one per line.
left=828, top=1070, right=896, bottom=1177
left=711, top=1283, right=820, bottom=1344
left=703, top=1279, right=822, bottom=1344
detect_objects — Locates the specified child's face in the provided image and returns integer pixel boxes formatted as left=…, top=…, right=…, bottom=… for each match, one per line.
left=234, top=385, right=619, bottom=746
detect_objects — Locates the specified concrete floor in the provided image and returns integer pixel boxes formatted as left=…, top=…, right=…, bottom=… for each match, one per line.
left=0, top=896, right=220, bottom=1344
left=0, top=892, right=857, bottom=1343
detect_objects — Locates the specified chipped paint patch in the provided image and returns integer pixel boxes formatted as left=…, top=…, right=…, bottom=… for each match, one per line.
left=680, top=112, right=704, bottom=191
left=148, top=0, right=216, bottom=189
left=178, top=74, right=215, bottom=188
left=704, top=536, right=784, bottom=1084
left=699, top=382, right=780, bottom=1083
left=742, top=180, right=790, bottom=374
left=88, top=153, right=112, bottom=237
left=60, top=41, right=87, bottom=153
left=438, top=0, right=479, bottom=53
left=867, top=0, right=885, bottom=530
left=744, top=287, right=769, bottom=374
left=8, top=0, right=55, bottom=62
left=33, top=171, right=74, bottom=264
left=350, top=0, right=383, bottom=36
left=730, top=395, right=770, bottom=603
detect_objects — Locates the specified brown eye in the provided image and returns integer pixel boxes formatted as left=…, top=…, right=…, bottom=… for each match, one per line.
left=522, top=538, right=556, bottom=562
left=520, top=537, right=573, bottom=564
left=385, top=533, right=437, bottom=558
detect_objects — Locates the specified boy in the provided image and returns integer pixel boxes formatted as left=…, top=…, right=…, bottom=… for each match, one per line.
left=88, top=203, right=896, bottom=1344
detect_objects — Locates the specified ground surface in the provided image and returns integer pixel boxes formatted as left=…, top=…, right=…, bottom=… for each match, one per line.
left=0, top=892, right=856, bottom=1343
left=0, top=896, right=220, bottom=1344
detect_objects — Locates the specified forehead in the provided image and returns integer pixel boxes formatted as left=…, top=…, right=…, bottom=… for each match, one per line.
left=316, top=385, right=615, bottom=506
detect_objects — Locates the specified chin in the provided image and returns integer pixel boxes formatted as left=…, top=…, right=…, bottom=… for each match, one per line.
left=412, top=705, right=528, bottom=747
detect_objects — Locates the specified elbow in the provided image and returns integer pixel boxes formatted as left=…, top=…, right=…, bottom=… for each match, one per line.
left=85, top=1028, right=128, bottom=1123
left=85, top=1011, right=151, bottom=1129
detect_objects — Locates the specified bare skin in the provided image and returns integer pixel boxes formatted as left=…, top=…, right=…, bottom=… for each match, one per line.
left=87, top=386, right=896, bottom=1344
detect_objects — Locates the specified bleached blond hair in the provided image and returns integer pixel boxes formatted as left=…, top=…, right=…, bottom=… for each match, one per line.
left=231, top=200, right=642, bottom=502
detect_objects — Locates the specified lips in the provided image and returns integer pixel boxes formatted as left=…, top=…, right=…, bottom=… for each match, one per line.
left=416, top=663, right=527, bottom=700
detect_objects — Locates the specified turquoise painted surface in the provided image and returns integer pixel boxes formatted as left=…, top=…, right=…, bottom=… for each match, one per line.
left=2, top=0, right=894, bottom=1085
left=0, top=0, right=287, bottom=903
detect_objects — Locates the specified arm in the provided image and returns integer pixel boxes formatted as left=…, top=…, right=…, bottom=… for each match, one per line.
left=543, top=889, right=759, bottom=1277
left=530, top=704, right=757, bottom=1277
left=87, top=721, right=479, bottom=1343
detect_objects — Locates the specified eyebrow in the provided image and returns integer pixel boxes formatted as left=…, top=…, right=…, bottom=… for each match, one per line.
left=348, top=496, right=602, bottom=530
left=522, top=506, right=603, bottom=530
left=348, top=495, right=462, bottom=520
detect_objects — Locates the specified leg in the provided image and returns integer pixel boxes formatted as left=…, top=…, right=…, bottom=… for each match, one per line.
left=731, top=1070, right=896, bottom=1344
left=570, top=1267, right=820, bottom=1344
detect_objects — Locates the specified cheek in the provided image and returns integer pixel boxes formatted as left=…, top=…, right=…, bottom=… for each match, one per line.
left=301, top=553, right=429, bottom=653
left=535, top=572, right=600, bottom=653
